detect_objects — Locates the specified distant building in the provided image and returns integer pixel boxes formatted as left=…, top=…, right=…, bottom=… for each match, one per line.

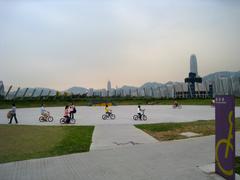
left=109, top=89, right=116, bottom=97
left=101, top=89, right=107, bottom=97
left=107, top=80, right=111, bottom=91
left=185, top=54, right=202, bottom=98
left=190, top=54, right=198, bottom=76
left=87, top=88, right=94, bottom=97
left=0, top=81, right=4, bottom=96
left=107, top=80, right=111, bottom=96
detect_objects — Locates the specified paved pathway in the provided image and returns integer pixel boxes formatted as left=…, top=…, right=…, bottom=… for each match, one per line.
left=1, top=105, right=240, bottom=125
left=1, top=134, right=240, bottom=180
left=90, top=124, right=158, bottom=150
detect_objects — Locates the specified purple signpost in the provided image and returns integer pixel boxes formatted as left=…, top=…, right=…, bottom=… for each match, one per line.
left=215, top=95, right=235, bottom=180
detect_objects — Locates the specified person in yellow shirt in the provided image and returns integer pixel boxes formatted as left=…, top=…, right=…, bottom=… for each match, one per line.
left=105, top=104, right=112, bottom=116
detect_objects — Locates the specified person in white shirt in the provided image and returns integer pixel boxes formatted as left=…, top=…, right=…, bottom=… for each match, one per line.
left=9, top=103, right=18, bottom=124
left=41, top=104, right=49, bottom=119
left=138, top=105, right=143, bottom=119
left=211, top=99, right=215, bottom=106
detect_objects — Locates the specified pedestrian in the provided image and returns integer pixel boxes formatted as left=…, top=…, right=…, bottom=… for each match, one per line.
left=9, top=103, right=18, bottom=124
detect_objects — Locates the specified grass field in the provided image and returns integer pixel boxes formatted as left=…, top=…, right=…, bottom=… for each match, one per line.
left=0, top=97, right=239, bottom=109
left=236, top=157, right=240, bottom=174
left=135, top=118, right=240, bottom=141
left=0, top=125, right=94, bottom=163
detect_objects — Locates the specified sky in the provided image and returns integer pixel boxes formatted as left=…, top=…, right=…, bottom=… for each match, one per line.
left=0, top=0, right=240, bottom=90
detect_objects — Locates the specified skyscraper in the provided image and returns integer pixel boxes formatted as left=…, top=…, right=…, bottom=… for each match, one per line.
left=107, top=80, right=111, bottom=91
left=190, top=54, right=198, bottom=76
left=185, top=54, right=202, bottom=98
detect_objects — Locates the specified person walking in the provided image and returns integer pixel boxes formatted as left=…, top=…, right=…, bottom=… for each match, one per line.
left=9, top=103, right=18, bottom=124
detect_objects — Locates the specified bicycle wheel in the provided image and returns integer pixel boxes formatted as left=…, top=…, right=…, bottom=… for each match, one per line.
left=39, top=116, right=45, bottom=122
left=70, top=119, right=76, bottom=124
left=60, top=118, right=65, bottom=124
left=142, top=115, right=147, bottom=121
left=102, top=114, right=107, bottom=120
left=178, top=105, right=182, bottom=109
left=48, top=116, right=54, bottom=122
left=110, top=114, right=116, bottom=120
left=133, top=115, right=138, bottom=121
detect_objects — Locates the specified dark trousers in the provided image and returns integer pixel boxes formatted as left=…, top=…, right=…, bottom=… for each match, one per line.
left=70, top=112, right=74, bottom=119
left=138, top=113, right=142, bottom=120
left=64, top=116, right=70, bottom=123
left=9, top=113, right=18, bottom=124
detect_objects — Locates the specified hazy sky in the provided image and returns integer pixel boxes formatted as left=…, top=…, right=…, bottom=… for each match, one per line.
left=0, top=0, right=240, bottom=90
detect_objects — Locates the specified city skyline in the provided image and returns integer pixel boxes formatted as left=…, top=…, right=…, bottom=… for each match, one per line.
left=0, top=0, right=240, bottom=90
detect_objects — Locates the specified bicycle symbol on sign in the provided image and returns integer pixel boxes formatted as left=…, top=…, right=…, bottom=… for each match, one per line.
left=216, top=111, right=234, bottom=176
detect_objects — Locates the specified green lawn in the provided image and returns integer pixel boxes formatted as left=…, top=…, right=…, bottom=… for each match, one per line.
left=0, top=125, right=94, bottom=163
left=135, top=118, right=240, bottom=141
left=236, top=157, right=240, bottom=174
left=0, top=97, right=239, bottom=109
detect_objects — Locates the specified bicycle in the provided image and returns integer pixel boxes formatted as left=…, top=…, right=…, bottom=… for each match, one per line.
left=39, top=112, right=54, bottom=122
left=215, top=111, right=234, bottom=176
left=133, top=110, right=147, bottom=121
left=172, top=104, right=182, bottom=109
left=59, top=117, right=76, bottom=124
left=102, top=111, right=116, bottom=120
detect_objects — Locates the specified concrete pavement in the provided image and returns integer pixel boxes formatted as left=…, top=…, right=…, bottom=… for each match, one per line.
left=1, top=105, right=240, bottom=125
left=2, top=134, right=240, bottom=180
left=90, top=124, right=158, bottom=150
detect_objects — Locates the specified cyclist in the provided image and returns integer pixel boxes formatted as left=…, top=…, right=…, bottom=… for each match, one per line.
left=105, top=104, right=112, bottom=116
left=69, top=103, right=76, bottom=119
left=41, top=104, right=49, bottom=120
left=64, top=105, right=71, bottom=124
left=211, top=99, right=215, bottom=107
left=173, top=100, right=179, bottom=108
left=137, top=105, right=143, bottom=120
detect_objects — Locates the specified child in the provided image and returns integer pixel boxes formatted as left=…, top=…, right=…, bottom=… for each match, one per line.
left=137, top=105, right=143, bottom=119
left=9, top=103, right=18, bottom=124
left=64, top=105, right=70, bottom=123
left=105, top=104, right=112, bottom=116
left=41, top=104, right=49, bottom=120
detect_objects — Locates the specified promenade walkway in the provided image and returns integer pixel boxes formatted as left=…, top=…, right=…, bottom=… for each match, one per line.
left=2, top=134, right=240, bottom=180
left=90, top=124, right=158, bottom=151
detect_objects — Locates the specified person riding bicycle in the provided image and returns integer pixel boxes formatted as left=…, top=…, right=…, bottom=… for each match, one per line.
left=138, top=105, right=144, bottom=119
left=64, top=105, right=71, bottom=124
left=211, top=99, right=215, bottom=107
left=173, top=100, right=179, bottom=108
left=41, top=104, right=49, bottom=120
left=69, top=103, right=76, bottom=119
left=105, top=104, right=112, bottom=116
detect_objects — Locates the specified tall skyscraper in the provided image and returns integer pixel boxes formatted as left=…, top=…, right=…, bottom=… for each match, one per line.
left=107, top=80, right=111, bottom=91
left=190, top=54, right=198, bottom=76
left=185, top=54, right=202, bottom=98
